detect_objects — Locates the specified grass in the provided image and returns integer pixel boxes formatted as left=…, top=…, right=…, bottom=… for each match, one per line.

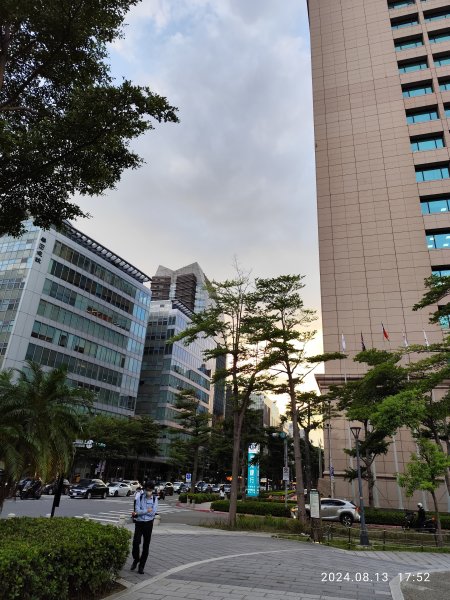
left=201, top=514, right=307, bottom=534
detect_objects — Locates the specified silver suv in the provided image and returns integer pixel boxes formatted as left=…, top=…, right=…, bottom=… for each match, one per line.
left=291, top=498, right=360, bottom=527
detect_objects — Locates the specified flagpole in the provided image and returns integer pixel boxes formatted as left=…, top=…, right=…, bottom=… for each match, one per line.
left=341, top=333, right=347, bottom=384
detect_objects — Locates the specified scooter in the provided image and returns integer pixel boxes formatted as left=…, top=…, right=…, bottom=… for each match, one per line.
left=403, top=510, right=437, bottom=533
left=20, top=479, right=43, bottom=499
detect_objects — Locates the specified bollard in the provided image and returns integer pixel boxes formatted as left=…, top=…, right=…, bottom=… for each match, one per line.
left=118, top=515, right=126, bottom=527
left=7, top=513, right=16, bottom=519
left=154, top=514, right=161, bottom=526
left=83, top=513, right=90, bottom=520
left=46, top=513, right=51, bottom=518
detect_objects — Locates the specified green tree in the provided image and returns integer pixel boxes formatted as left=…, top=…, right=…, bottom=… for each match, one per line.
left=251, top=275, right=341, bottom=523
left=0, top=0, right=178, bottom=236
left=398, top=437, right=450, bottom=545
left=0, top=361, right=93, bottom=510
left=169, top=390, right=211, bottom=488
left=329, top=349, right=409, bottom=507
left=171, top=270, right=271, bottom=526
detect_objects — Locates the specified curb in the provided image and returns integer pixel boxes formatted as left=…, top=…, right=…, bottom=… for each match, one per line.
left=389, top=568, right=450, bottom=600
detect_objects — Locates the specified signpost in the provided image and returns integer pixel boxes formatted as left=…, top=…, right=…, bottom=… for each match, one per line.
left=309, top=489, right=322, bottom=542
left=247, top=443, right=260, bottom=497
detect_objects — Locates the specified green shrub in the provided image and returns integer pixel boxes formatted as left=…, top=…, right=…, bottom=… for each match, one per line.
left=364, top=508, right=450, bottom=529
left=202, top=514, right=306, bottom=533
left=211, top=500, right=291, bottom=518
left=0, top=517, right=131, bottom=600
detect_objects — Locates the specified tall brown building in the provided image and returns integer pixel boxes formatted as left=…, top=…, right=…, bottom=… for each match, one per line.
left=309, top=0, right=449, bottom=509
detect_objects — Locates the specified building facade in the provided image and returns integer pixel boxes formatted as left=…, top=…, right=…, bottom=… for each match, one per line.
left=0, top=221, right=150, bottom=416
left=136, top=299, right=216, bottom=463
left=309, top=0, right=449, bottom=509
left=151, top=263, right=212, bottom=314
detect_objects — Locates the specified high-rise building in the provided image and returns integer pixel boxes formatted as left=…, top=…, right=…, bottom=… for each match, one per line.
left=136, top=299, right=216, bottom=464
left=309, top=0, right=449, bottom=509
left=0, top=221, right=150, bottom=416
left=151, top=263, right=211, bottom=314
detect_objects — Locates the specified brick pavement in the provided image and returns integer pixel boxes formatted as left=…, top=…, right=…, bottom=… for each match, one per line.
left=114, top=524, right=450, bottom=600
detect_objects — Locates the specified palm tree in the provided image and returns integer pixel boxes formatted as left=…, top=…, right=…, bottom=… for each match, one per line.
left=0, top=361, right=93, bottom=511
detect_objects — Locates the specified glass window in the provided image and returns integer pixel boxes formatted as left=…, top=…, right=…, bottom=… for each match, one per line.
left=402, top=83, right=433, bottom=97
left=429, top=31, right=450, bottom=44
left=392, top=17, right=419, bottom=29
left=406, top=108, right=439, bottom=123
left=434, top=54, right=450, bottom=67
left=432, top=267, right=450, bottom=276
left=411, top=135, right=444, bottom=151
left=426, top=231, right=450, bottom=248
left=425, top=10, right=450, bottom=22
left=398, top=59, right=428, bottom=73
left=421, top=198, right=450, bottom=213
left=439, top=79, right=450, bottom=92
left=416, top=165, right=450, bottom=182
left=389, top=0, right=415, bottom=8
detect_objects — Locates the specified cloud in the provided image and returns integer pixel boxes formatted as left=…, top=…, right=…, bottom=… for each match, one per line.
left=75, top=0, right=319, bottom=314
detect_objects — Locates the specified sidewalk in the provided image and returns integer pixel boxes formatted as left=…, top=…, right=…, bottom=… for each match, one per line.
left=113, top=523, right=450, bottom=600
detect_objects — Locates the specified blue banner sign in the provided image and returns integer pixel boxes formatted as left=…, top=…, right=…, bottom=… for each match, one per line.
left=247, top=443, right=260, bottom=497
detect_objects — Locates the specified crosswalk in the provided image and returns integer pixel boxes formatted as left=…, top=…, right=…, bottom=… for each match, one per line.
left=75, top=502, right=188, bottom=524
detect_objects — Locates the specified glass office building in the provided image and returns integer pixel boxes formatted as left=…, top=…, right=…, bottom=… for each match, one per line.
left=0, top=221, right=150, bottom=416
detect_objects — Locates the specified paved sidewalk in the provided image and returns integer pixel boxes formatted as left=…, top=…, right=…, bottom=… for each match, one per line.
left=114, top=524, right=450, bottom=600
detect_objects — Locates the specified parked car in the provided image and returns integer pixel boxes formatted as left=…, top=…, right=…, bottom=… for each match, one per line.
left=42, top=479, right=71, bottom=495
left=19, top=478, right=43, bottom=499
left=179, top=483, right=191, bottom=493
left=107, top=482, right=132, bottom=497
left=197, top=482, right=212, bottom=493
left=69, top=479, right=108, bottom=499
left=121, top=480, right=141, bottom=492
left=155, top=482, right=174, bottom=496
left=211, top=483, right=222, bottom=493
left=173, top=481, right=184, bottom=493
left=291, top=498, right=360, bottom=527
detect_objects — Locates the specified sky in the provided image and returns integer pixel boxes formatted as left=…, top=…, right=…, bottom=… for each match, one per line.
left=74, top=0, right=323, bottom=399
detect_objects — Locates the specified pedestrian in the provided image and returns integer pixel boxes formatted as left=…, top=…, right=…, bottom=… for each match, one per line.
left=131, top=481, right=158, bottom=574
left=219, top=485, right=225, bottom=500
left=416, top=502, right=426, bottom=529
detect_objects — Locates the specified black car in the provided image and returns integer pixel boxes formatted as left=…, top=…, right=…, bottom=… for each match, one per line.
left=42, top=479, right=71, bottom=495
left=69, top=478, right=108, bottom=499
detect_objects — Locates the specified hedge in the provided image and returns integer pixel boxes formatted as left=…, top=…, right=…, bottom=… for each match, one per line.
left=211, top=500, right=291, bottom=517
left=0, top=517, right=131, bottom=600
left=179, top=492, right=243, bottom=503
left=364, top=508, right=450, bottom=529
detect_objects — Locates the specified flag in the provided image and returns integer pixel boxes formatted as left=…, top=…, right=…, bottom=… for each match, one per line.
left=341, top=333, right=346, bottom=352
left=403, top=331, right=409, bottom=348
left=360, top=332, right=366, bottom=351
left=382, top=323, right=390, bottom=341
left=423, top=330, right=430, bottom=347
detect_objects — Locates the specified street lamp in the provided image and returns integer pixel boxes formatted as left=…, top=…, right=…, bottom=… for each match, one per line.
left=350, top=426, right=370, bottom=546
left=325, top=400, right=334, bottom=498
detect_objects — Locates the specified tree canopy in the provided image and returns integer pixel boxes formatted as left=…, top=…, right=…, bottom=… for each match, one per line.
left=0, top=0, right=178, bottom=236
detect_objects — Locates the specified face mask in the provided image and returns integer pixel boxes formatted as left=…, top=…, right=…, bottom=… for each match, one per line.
left=146, top=490, right=152, bottom=497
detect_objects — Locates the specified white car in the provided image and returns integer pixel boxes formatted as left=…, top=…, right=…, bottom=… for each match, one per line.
left=121, top=480, right=141, bottom=492
left=107, top=482, right=132, bottom=497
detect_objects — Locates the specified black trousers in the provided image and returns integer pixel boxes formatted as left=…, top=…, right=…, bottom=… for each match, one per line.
left=132, top=520, right=154, bottom=568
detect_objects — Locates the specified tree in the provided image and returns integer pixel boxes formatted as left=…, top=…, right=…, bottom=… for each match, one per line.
left=172, top=270, right=272, bottom=526
left=169, top=389, right=211, bottom=488
left=251, top=275, right=341, bottom=524
left=0, top=0, right=178, bottom=236
left=0, top=361, right=93, bottom=511
left=398, top=437, right=450, bottom=545
left=328, top=349, right=409, bottom=507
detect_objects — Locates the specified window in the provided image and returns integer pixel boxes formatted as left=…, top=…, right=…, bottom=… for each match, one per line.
left=389, top=0, right=415, bottom=8
left=427, top=231, right=450, bottom=248
left=421, top=197, right=450, bottom=213
left=391, top=16, right=419, bottom=28
left=438, top=308, right=450, bottom=329
left=406, top=107, right=439, bottom=123
left=398, top=58, right=428, bottom=73
left=416, top=165, right=450, bottom=182
left=395, top=36, right=424, bottom=51
left=411, top=135, right=444, bottom=151
left=429, top=30, right=450, bottom=44
left=434, top=53, right=450, bottom=67
left=439, top=78, right=450, bottom=92
left=402, top=82, right=433, bottom=97
left=432, top=267, right=450, bottom=276
left=445, top=104, right=450, bottom=117
left=424, top=9, right=450, bottom=22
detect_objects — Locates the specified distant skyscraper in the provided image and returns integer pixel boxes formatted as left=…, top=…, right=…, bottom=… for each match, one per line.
left=151, top=263, right=211, bottom=314
left=0, top=220, right=150, bottom=416
left=309, top=0, right=448, bottom=509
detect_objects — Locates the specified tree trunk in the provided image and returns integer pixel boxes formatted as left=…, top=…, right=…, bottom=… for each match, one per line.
left=133, top=456, right=139, bottom=480
left=288, top=376, right=306, bottom=525
left=228, top=410, right=244, bottom=527
left=192, top=446, right=199, bottom=490
left=430, top=490, right=443, bottom=546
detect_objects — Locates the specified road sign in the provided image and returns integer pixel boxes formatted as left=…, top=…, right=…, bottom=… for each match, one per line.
left=310, top=489, right=321, bottom=519
left=85, top=439, right=94, bottom=449
left=73, top=440, right=85, bottom=448
left=282, top=467, right=289, bottom=481
left=186, top=473, right=191, bottom=482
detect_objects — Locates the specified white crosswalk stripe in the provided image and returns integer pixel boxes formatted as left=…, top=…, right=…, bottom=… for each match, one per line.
left=75, top=503, right=189, bottom=524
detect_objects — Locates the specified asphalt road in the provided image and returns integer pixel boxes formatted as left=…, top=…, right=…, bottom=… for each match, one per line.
left=1, top=493, right=225, bottom=526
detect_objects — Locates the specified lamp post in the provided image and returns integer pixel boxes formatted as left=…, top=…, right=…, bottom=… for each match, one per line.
left=325, top=400, right=334, bottom=498
left=350, top=426, right=370, bottom=546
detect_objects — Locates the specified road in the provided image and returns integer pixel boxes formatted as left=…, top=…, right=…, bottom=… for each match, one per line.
left=1, top=493, right=224, bottom=525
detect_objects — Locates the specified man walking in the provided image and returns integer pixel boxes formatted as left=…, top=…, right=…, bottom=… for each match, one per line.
left=131, top=481, right=158, bottom=574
